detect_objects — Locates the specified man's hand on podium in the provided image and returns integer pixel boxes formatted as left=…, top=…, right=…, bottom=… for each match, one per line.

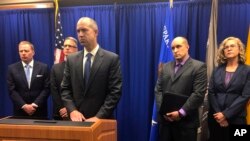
left=70, top=110, right=86, bottom=122
left=85, top=117, right=100, bottom=122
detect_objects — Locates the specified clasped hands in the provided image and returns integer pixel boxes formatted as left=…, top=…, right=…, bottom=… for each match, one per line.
left=22, top=103, right=38, bottom=115
left=214, top=112, right=228, bottom=127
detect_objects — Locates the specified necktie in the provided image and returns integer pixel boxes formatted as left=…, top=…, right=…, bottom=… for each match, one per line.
left=25, top=65, right=31, bottom=87
left=175, top=64, right=182, bottom=74
left=84, top=53, right=92, bottom=86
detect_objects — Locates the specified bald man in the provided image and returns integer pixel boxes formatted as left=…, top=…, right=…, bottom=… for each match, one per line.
left=61, top=17, right=122, bottom=122
left=155, top=37, right=207, bottom=141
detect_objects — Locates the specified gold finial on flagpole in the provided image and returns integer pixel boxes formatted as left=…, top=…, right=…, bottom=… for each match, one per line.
left=170, top=0, right=173, bottom=8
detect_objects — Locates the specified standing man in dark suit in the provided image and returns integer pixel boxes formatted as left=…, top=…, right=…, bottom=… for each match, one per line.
left=61, top=17, right=122, bottom=122
left=50, top=37, right=78, bottom=120
left=7, top=41, right=50, bottom=119
left=155, top=37, right=207, bottom=141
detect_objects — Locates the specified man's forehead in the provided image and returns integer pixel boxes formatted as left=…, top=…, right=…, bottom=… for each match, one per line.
left=172, top=42, right=183, bottom=47
left=19, top=44, right=31, bottom=48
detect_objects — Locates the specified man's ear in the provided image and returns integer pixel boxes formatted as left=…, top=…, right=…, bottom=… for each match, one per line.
left=95, top=29, right=98, bottom=36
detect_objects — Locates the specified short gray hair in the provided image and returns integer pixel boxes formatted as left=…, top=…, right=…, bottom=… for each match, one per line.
left=64, top=36, right=78, bottom=47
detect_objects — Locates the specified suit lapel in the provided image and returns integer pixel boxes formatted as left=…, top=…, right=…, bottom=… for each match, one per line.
left=75, top=51, right=85, bottom=89
left=59, top=62, right=66, bottom=79
left=172, top=58, right=192, bottom=82
left=19, top=62, right=29, bottom=88
left=226, top=64, right=243, bottom=90
left=84, top=48, right=104, bottom=95
left=30, top=61, right=39, bottom=89
left=219, top=66, right=226, bottom=89
left=170, top=62, right=176, bottom=81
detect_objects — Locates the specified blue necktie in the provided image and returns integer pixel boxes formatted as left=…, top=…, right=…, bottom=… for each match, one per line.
left=84, top=53, right=92, bottom=86
left=25, top=65, right=31, bottom=87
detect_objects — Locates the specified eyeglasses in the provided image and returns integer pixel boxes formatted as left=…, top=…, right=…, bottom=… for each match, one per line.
left=223, top=44, right=237, bottom=50
left=63, top=45, right=77, bottom=48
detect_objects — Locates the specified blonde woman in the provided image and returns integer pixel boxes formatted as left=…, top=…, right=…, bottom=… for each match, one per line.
left=208, top=37, right=250, bottom=141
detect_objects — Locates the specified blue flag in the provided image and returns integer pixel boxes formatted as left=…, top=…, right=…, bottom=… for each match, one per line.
left=149, top=6, right=174, bottom=141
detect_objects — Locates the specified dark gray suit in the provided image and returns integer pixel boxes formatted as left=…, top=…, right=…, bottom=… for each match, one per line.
left=50, top=62, right=65, bottom=120
left=7, top=61, right=50, bottom=118
left=155, top=58, right=207, bottom=141
left=61, top=48, right=122, bottom=119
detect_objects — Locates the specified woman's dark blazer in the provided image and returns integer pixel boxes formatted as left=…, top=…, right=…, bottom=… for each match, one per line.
left=208, top=64, right=250, bottom=124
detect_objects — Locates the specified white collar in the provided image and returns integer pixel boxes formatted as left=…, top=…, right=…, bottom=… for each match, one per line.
left=83, top=44, right=99, bottom=57
left=22, top=59, right=34, bottom=68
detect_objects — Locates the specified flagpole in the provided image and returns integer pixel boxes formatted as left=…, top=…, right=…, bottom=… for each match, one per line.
left=198, top=0, right=218, bottom=141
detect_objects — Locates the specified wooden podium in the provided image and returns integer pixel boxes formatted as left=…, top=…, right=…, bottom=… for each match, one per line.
left=0, top=117, right=117, bottom=141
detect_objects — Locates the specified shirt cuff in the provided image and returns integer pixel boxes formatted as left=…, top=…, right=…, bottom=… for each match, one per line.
left=21, top=104, right=27, bottom=109
left=31, top=103, right=38, bottom=108
left=178, top=108, right=186, bottom=117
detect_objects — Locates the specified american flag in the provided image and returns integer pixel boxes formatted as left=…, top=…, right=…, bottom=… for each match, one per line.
left=54, top=0, right=65, bottom=64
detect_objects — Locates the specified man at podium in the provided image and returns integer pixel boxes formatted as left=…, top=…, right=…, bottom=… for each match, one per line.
left=61, top=17, right=122, bottom=122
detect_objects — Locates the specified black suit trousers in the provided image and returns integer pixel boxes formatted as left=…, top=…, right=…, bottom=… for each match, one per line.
left=159, top=122, right=197, bottom=141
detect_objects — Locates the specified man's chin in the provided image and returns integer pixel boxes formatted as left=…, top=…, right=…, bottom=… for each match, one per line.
left=21, top=60, right=29, bottom=63
left=174, top=56, right=180, bottom=59
left=80, top=42, right=86, bottom=46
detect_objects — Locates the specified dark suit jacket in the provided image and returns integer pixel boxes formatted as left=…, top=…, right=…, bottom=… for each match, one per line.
left=61, top=48, right=122, bottom=119
left=7, top=61, right=50, bottom=118
left=208, top=64, right=250, bottom=124
left=155, top=58, right=207, bottom=128
left=50, top=61, right=65, bottom=119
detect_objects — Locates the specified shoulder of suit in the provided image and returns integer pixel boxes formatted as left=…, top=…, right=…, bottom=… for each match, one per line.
left=164, top=61, right=174, bottom=66
left=8, top=61, right=20, bottom=67
left=98, top=48, right=119, bottom=58
left=8, top=61, right=23, bottom=69
left=239, top=63, right=250, bottom=72
left=67, top=51, right=82, bottom=59
left=51, top=62, right=64, bottom=69
left=189, top=58, right=205, bottom=66
left=246, top=64, right=250, bottom=70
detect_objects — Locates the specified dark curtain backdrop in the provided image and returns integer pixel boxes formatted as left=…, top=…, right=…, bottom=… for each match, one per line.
left=217, top=0, right=250, bottom=43
left=0, top=9, right=55, bottom=117
left=0, top=0, right=249, bottom=141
